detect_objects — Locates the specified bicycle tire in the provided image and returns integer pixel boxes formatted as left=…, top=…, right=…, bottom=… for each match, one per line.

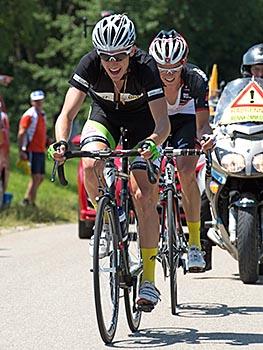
left=123, top=211, right=142, bottom=332
left=93, top=196, right=120, bottom=344
left=167, top=189, right=180, bottom=315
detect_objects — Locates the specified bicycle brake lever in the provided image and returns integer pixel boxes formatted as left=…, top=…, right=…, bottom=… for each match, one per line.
left=50, top=161, right=58, bottom=182
left=146, top=160, right=157, bottom=184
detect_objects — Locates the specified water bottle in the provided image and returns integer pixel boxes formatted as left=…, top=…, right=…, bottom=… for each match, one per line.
left=118, top=206, right=128, bottom=240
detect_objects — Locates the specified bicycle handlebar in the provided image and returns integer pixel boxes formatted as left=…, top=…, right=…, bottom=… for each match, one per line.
left=51, top=148, right=157, bottom=186
left=51, top=147, right=212, bottom=186
left=161, top=147, right=204, bottom=157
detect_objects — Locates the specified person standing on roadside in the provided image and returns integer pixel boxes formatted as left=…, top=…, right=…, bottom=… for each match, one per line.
left=17, top=90, right=47, bottom=206
left=0, top=74, right=13, bottom=86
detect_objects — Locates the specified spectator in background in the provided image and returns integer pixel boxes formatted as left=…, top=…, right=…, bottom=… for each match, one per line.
left=0, top=75, right=13, bottom=86
left=17, top=90, right=47, bottom=206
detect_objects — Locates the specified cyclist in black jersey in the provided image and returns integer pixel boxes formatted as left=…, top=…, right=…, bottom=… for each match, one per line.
left=48, top=14, right=170, bottom=311
left=150, top=30, right=214, bottom=272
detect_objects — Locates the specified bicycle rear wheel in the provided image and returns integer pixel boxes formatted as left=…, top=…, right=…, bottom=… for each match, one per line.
left=124, top=213, right=142, bottom=332
left=167, top=189, right=180, bottom=315
left=93, top=196, right=120, bottom=344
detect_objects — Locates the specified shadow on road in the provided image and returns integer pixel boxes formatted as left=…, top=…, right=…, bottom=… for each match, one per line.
left=0, top=247, right=11, bottom=258
left=111, top=326, right=263, bottom=348
left=194, top=273, right=263, bottom=285
left=177, top=302, right=263, bottom=318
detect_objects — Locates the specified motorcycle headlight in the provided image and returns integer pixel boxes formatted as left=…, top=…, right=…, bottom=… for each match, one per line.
left=221, top=153, right=246, bottom=173
left=252, top=153, right=263, bottom=173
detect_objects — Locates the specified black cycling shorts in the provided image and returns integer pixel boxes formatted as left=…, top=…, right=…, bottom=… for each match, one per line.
left=167, top=114, right=198, bottom=149
left=80, top=103, right=161, bottom=171
left=81, top=102, right=155, bottom=149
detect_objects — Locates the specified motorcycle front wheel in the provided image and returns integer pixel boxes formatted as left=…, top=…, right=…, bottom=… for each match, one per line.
left=237, top=206, right=259, bottom=284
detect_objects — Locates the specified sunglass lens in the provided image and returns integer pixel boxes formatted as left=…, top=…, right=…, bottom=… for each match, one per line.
left=99, top=52, right=129, bottom=62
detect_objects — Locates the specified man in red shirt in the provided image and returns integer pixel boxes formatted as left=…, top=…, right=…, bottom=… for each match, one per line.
left=17, top=90, right=47, bottom=206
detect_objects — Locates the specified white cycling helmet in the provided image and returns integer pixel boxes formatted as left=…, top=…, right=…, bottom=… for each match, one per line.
left=149, top=30, right=189, bottom=65
left=92, top=14, right=136, bottom=52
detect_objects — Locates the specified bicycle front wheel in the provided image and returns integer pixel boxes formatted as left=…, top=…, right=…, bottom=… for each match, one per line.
left=124, top=212, right=142, bottom=331
left=93, top=196, right=120, bottom=344
left=167, top=189, right=180, bottom=315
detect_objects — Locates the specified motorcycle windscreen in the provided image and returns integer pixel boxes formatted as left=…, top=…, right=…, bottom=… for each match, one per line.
left=214, top=77, right=263, bottom=125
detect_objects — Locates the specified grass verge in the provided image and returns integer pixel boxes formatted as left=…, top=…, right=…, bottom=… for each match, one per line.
left=0, top=144, right=79, bottom=232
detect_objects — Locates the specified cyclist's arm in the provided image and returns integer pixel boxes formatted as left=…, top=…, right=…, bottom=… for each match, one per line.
left=147, top=97, right=170, bottom=146
left=196, top=109, right=212, bottom=140
left=196, top=109, right=215, bottom=150
left=55, top=86, right=86, bottom=142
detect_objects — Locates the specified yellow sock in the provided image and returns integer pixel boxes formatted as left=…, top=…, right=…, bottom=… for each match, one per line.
left=92, top=202, right=97, bottom=211
left=187, top=221, right=201, bottom=249
left=141, top=247, right=158, bottom=283
left=92, top=201, right=109, bottom=224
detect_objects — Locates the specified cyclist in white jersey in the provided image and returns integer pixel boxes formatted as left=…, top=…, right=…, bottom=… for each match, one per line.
left=150, top=30, right=214, bottom=272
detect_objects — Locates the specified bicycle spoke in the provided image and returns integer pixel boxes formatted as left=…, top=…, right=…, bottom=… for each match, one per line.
left=124, top=212, right=142, bottom=332
left=167, top=189, right=179, bottom=315
left=93, top=197, right=120, bottom=344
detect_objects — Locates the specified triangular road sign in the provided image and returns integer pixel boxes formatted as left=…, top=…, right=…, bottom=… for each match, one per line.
left=231, top=81, right=263, bottom=108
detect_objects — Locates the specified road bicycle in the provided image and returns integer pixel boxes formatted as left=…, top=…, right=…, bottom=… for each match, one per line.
left=51, top=135, right=156, bottom=344
left=157, top=146, right=204, bottom=315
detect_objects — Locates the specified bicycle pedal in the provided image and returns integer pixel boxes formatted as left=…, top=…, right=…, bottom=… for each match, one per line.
left=137, top=303, right=155, bottom=313
left=188, top=267, right=205, bottom=273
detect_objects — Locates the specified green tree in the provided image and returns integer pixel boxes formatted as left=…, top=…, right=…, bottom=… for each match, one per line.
left=2, top=0, right=263, bottom=141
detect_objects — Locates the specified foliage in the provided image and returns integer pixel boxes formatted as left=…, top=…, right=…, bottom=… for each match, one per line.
left=1, top=0, right=263, bottom=140
left=1, top=0, right=263, bottom=229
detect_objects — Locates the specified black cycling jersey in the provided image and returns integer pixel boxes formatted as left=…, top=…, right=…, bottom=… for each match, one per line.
left=178, top=63, right=209, bottom=112
left=69, top=48, right=164, bottom=114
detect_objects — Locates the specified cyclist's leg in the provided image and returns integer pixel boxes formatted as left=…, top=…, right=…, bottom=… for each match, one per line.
left=170, top=115, right=205, bottom=271
left=131, top=133, right=160, bottom=311
left=80, top=105, right=119, bottom=206
left=129, top=167, right=161, bottom=308
left=125, top=112, right=161, bottom=309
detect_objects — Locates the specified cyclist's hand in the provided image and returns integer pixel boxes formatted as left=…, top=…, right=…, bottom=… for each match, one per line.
left=200, top=134, right=216, bottom=152
left=138, top=139, right=160, bottom=161
left=47, top=140, right=68, bottom=162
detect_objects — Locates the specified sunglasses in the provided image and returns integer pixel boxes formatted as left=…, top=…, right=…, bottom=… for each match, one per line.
left=98, top=49, right=132, bottom=62
left=158, top=65, right=183, bottom=74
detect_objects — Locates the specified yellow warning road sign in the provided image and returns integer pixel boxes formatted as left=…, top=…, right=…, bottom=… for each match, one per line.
left=220, top=80, right=263, bottom=124
left=231, top=81, right=263, bottom=107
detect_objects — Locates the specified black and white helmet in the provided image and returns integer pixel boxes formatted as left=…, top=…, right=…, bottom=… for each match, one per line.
left=149, top=30, right=189, bottom=65
left=241, top=43, right=263, bottom=76
left=92, top=14, right=136, bottom=52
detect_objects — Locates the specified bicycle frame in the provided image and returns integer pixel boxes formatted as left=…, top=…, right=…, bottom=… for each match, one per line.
left=51, top=139, right=160, bottom=342
left=159, top=154, right=188, bottom=274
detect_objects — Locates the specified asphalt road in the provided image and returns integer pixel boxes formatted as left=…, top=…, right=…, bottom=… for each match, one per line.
left=0, top=224, right=263, bottom=350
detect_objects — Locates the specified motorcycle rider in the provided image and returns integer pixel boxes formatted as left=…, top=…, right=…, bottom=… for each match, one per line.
left=200, top=43, right=263, bottom=271
left=149, top=30, right=214, bottom=272
left=241, top=43, right=263, bottom=78
left=205, top=43, right=263, bottom=283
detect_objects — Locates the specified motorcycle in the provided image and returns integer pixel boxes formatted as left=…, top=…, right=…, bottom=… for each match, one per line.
left=205, top=77, right=263, bottom=284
